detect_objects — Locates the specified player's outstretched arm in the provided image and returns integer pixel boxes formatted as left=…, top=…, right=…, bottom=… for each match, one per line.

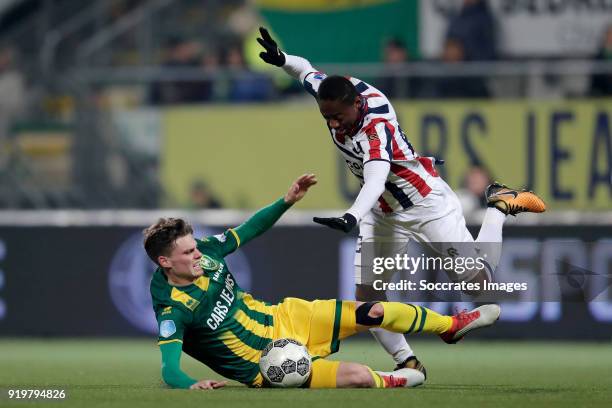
left=346, top=160, right=390, bottom=222
left=284, top=173, right=318, bottom=205
left=159, top=342, right=198, bottom=389
left=230, top=174, right=317, bottom=248
left=314, top=161, right=389, bottom=233
left=257, top=26, right=286, bottom=66
left=159, top=342, right=227, bottom=390
left=257, top=27, right=319, bottom=82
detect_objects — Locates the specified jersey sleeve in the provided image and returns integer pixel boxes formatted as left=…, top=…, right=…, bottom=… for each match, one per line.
left=232, top=198, right=291, bottom=248
left=156, top=305, right=188, bottom=346
left=200, top=229, right=240, bottom=257
left=202, top=198, right=291, bottom=257
left=346, top=160, right=390, bottom=221
left=282, top=54, right=325, bottom=98
left=156, top=307, right=198, bottom=388
left=302, top=71, right=327, bottom=98
left=159, top=342, right=197, bottom=389
left=361, top=121, right=393, bottom=164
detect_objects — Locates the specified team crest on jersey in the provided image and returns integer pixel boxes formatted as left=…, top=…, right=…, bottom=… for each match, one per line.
left=159, top=320, right=176, bottom=338
left=367, top=134, right=379, bottom=141
left=313, top=72, right=325, bottom=80
left=200, top=255, right=220, bottom=271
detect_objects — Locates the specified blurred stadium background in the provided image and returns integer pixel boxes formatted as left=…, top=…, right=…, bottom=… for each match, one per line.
left=0, top=0, right=611, bottom=403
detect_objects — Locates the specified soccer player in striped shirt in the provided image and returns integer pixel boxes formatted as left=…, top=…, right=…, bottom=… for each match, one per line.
left=257, top=27, right=546, bottom=378
left=145, top=174, right=501, bottom=389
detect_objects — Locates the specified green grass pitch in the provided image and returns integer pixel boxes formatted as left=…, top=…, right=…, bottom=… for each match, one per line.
left=1, top=338, right=611, bottom=408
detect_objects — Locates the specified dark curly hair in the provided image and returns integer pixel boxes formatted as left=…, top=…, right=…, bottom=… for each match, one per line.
left=317, top=75, right=358, bottom=105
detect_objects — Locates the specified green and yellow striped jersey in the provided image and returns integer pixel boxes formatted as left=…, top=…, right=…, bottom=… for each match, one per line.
left=150, top=229, right=275, bottom=385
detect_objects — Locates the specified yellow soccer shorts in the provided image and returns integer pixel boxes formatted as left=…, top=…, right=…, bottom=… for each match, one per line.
left=272, top=297, right=357, bottom=388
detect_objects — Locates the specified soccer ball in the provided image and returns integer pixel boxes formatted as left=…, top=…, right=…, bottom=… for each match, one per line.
left=259, top=338, right=312, bottom=387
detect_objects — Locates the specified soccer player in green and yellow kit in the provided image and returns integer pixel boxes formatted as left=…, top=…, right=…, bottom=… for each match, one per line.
left=145, top=174, right=501, bottom=390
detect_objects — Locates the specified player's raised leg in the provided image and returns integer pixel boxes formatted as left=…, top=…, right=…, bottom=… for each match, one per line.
left=403, top=178, right=546, bottom=285
left=485, top=182, right=546, bottom=216
left=354, top=301, right=501, bottom=343
left=469, top=182, right=547, bottom=278
left=306, top=300, right=500, bottom=388
left=316, top=299, right=500, bottom=349
left=472, top=182, right=546, bottom=252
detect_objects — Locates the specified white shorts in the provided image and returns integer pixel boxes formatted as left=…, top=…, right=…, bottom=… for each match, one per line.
left=354, top=177, right=476, bottom=285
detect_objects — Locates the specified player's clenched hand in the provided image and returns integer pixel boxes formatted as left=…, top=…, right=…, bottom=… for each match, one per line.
left=284, top=173, right=317, bottom=204
left=189, top=379, right=227, bottom=390
left=257, top=26, right=286, bottom=66
left=313, top=213, right=357, bottom=233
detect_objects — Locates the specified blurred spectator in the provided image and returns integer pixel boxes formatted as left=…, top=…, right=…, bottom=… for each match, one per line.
left=446, top=0, right=497, bottom=62
left=377, top=38, right=420, bottom=98
left=150, top=37, right=212, bottom=104
left=200, top=49, right=221, bottom=100
left=189, top=180, right=222, bottom=209
left=455, top=165, right=492, bottom=214
left=432, top=38, right=490, bottom=98
left=589, top=24, right=612, bottom=96
left=0, top=46, right=25, bottom=143
left=224, top=44, right=273, bottom=102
